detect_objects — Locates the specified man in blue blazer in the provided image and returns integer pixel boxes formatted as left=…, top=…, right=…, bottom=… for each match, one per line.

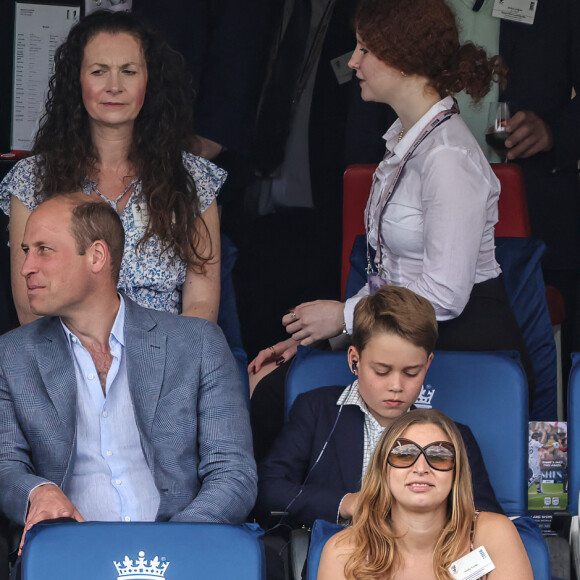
left=256, top=287, right=501, bottom=528
left=0, top=195, right=256, bottom=551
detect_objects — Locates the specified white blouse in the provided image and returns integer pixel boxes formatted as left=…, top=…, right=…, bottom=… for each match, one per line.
left=344, top=96, right=501, bottom=332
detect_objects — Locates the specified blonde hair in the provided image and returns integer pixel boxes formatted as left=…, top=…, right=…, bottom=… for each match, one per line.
left=343, top=409, right=475, bottom=579
left=352, top=286, right=438, bottom=354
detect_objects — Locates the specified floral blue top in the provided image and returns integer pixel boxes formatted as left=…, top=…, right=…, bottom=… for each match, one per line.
left=0, top=152, right=226, bottom=314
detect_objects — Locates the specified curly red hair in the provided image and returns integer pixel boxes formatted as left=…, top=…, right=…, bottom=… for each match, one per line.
left=354, top=0, right=505, bottom=101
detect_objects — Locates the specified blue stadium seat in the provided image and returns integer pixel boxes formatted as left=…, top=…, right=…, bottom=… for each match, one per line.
left=285, top=347, right=353, bottom=415
left=286, top=347, right=528, bottom=514
left=420, top=351, right=528, bottom=515
left=22, top=522, right=265, bottom=580
left=286, top=347, right=550, bottom=578
left=305, top=518, right=549, bottom=580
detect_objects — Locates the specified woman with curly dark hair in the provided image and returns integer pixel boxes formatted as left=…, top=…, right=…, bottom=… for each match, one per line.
left=318, top=409, right=532, bottom=579
left=0, top=10, right=223, bottom=324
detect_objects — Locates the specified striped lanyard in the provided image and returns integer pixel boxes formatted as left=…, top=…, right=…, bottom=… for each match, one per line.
left=366, top=103, right=459, bottom=288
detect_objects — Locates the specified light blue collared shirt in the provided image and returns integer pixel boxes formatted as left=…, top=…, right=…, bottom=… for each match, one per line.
left=61, top=296, right=160, bottom=522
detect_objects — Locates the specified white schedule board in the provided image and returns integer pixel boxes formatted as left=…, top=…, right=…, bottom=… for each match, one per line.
left=11, top=3, right=79, bottom=150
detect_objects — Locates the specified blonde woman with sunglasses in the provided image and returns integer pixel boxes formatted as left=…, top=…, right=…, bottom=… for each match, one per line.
left=318, top=409, right=532, bottom=580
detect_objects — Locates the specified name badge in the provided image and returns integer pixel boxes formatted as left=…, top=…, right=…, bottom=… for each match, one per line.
left=330, top=51, right=354, bottom=85
left=448, top=546, right=495, bottom=580
left=368, top=274, right=387, bottom=296
left=492, top=0, right=537, bottom=25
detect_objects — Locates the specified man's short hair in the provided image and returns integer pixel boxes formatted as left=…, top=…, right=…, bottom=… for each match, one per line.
left=352, top=286, right=438, bottom=353
left=69, top=201, right=125, bottom=284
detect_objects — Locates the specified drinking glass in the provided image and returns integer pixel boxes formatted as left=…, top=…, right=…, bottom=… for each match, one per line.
left=485, top=102, right=511, bottom=162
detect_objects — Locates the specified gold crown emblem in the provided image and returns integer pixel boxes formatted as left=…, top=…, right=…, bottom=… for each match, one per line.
left=114, top=551, right=170, bottom=579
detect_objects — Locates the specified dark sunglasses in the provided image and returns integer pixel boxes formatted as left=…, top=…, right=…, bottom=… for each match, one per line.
left=387, top=438, right=455, bottom=471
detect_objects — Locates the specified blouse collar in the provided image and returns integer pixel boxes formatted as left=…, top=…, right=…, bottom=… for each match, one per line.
left=383, top=95, right=456, bottom=159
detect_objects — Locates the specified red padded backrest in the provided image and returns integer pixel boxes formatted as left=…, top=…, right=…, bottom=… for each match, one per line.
left=341, top=162, right=532, bottom=298
left=342, top=164, right=376, bottom=298
left=492, top=163, right=531, bottom=238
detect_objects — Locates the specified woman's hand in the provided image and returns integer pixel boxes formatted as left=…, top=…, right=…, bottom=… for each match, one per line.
left=248, top=338, right=298, bottom=395
left=247, top=299, right=345, bottom=393
left=282, top=300, right=345, bottom=345
left=248, top=300, right=346, bottom=374
left=248, top=337, right=298, bottom=375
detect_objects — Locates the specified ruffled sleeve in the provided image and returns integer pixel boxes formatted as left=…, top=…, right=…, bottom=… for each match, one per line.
left=181, top=152, right=227, bottom=213
left=0, top=157, right=42, bottom=216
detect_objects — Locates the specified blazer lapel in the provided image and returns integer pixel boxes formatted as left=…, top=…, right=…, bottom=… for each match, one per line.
left=35, top=323, right=77, bottom=441
left=124, top=302, right=167, bottom=448
left=333, top=405, right=365, bottom=491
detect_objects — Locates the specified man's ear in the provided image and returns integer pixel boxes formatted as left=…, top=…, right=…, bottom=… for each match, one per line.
left=88, top=240, right=109, bottom=274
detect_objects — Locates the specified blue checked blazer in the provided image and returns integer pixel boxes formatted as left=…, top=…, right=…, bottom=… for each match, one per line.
left=0, top=297, right=257, bottom=526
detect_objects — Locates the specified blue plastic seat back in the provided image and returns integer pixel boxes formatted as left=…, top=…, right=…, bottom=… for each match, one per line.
left=22, top=522, right=265, bottom=580
left=285, top=347, right=353, bottom=415
left=422, top=351, right=528, bottom=516
left=306, top=520, right=342, bottom=580
left=286, top=348, right=528, bottom=516
left=306, top=517, right=549, bottom=580
left=567, top=352, right=580, bottom=515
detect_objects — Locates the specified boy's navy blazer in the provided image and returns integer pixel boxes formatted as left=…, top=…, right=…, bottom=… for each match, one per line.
left=257, top=385, right=502, bottom=527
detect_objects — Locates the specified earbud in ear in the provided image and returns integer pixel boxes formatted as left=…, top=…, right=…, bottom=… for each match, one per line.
left=351, top=360, right=358, bottom=372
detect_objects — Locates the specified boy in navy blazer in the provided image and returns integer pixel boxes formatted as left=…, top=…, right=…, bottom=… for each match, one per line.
left=256, top=286, right=501, bottom=527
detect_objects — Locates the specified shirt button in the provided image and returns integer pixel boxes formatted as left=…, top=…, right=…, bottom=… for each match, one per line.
left=87, top=373, right=95, bottom=380
left=124, top=516, right=131, bottom=522
left=115, top=479, right=121, bottom=485
left=102, top=411, right=108, bottom=418
left=106, top=450, right=113, bottom=456
left=71, top=337, right=77, bottom=343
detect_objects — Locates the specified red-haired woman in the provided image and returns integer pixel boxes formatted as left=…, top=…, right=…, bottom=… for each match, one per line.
left=249, top=0, right=533, bottom=456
